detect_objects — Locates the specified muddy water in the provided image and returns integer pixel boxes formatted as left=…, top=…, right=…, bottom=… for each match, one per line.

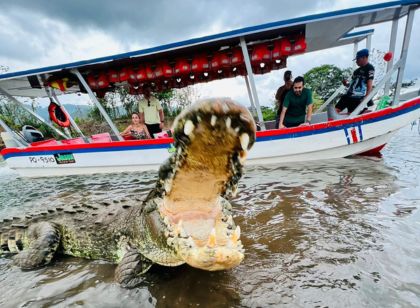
left=0, top=125, right=419, bottom=307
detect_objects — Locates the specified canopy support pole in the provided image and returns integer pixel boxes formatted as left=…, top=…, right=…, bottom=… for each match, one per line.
left=240, top=37, right=266, bottom=130
left=46, top=87, right=87, bottom=140
left=0, top=87, right=69, bottom=139
left=352, top=41, right=359, bottom=69
left=384, top=18, right=399, bottom=96
left=0, top=117, right=28, bottom=147
left=244, top=75, right=257, bottom=118
left=365, top=34, right=372, bottom=51
left=73, top=69, right=123, bottom=141
left=393, top=8, right=415, bottom=105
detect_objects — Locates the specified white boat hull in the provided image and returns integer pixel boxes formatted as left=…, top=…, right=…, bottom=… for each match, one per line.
left=2, top=98, right=420, bottom=177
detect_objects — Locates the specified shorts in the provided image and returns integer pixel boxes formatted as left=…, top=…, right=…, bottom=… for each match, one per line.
left=146, top=123, right=161, bottom=138
left=335, top=95, right=362, bottom=113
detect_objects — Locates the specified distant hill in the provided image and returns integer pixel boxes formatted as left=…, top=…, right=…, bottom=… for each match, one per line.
left=33, top=104, right=93, bottom=120
left=31, top=104, right=128, bottom=121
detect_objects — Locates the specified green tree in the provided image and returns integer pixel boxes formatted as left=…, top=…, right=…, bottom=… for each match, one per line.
left=304, top=64, right=351, bottom=102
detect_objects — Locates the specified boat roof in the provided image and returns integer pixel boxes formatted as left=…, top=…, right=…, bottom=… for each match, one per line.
left=0, top=0, right=419, bottom=97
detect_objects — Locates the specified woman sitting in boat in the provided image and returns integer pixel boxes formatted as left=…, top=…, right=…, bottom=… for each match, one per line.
left=121, top=112, right=151, bottom=140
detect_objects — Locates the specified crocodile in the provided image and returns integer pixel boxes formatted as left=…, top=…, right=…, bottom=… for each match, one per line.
left=0, top=98, right=256, bottom=287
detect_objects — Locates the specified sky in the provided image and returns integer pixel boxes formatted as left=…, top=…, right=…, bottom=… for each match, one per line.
left=0, top=0, right=419, bottom=108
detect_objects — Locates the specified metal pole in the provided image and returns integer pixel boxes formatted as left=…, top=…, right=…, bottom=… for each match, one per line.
left=383, top=18, right=399, bottom=96
left=0, top=87, right=69, bottom=139
left=240, top=37, right=266, bottom=130
left=0, top=117, right=28, bottom=147
left=244, top=75, right=257, bottom=118
left=315, top=85, right=346, bottom=113
left=48, top=88, right=87, bottom=139
left=393, top=9, right=415, bottom=105
left=366, top=34, right=372, bottom=52
left=73, top=69, right=123, bottom=141
left=352, top=42, right=359, bottom=70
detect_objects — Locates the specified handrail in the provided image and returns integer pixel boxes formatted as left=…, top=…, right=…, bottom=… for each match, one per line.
left=315, top=85, right=346, bottom=113
left=349, top=58, right=402, bottom=117
left=0, top=117, right=28, bottom=147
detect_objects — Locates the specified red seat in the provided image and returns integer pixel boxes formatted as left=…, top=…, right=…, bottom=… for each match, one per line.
left=61, top=137, right=85, bottom=145
left=91, top=133, right=112, bottom=143
left=30, top=139, right=59, bottom=147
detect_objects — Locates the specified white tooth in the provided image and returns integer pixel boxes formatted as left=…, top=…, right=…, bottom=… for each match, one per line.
left=226, top=216, right=233, bottom=226
left=207, top=228, right=217, bottom=248
left=186, top=236, right=195, bottom=248
left=178, top=220, right=187, bottom=238
left=234, top=127, right=240, bottom=133
left=184, top=120, right=194, bottom=136
left=164, top=179, right=172, bottom=193
left=231, top=225, right=241, bottom=243
left=240, top=133, right=249, bottom=150
left=211, top=115, right=217, bottom=126
left=225, top=117, right=231, bottom=129
left=177, top=147, right=182, bottom=155
left=163, top=216, right=171, bottom=226
left=197, top=115, right=202, bottom=122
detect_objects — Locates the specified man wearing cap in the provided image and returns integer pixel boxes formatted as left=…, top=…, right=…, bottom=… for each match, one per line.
left=336, top=48, right=375, bottom=114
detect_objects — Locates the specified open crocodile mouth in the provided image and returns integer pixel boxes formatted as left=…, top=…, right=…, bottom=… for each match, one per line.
left=156, top=98, right=256, bottom=271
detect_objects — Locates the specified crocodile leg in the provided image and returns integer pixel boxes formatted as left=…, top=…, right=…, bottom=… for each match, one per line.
left=12, top=222, right=61, bottom=269
left=115, top=246, right=153, bottom=288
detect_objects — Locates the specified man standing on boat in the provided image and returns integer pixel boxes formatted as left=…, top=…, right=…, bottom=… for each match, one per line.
left=275, top=70, right=293, bottom=128
left=138, top=85, right=165, bottom=138
left=278, top=76, right=313, bottom=128
left=335, top=48, right=375, bottom=114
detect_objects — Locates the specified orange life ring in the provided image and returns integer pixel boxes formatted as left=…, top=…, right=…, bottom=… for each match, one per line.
left=48, top=102, right=71, bottom=127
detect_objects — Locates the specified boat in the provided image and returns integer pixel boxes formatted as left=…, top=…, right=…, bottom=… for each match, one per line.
left=0, top=1, right=419, bottom=177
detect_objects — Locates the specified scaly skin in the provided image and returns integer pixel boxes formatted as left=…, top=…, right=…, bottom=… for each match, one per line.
left=0, top=98, right=256, bottom=287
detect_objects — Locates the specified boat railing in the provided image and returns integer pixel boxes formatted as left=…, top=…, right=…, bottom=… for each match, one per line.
left=315, top=85, right=346, bottom=114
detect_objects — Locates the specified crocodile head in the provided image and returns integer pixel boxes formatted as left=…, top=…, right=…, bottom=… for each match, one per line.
left=150, top=98, right=256, bottom=271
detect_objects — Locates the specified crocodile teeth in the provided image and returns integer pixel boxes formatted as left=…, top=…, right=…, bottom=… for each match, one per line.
left=184, top=120, right=194, bottom=136
left=240, top=133, right=249, bottom=150
left=211, top=115, right=217, bottom=126
left=177, top=220, right=188, bottom=238
left=186, top=236, right=195, bottom=248
left=225, top=117, right=231, bottom=129
left=207, top=228, right=217, bottom=248
left=197, top=115, right=202, bottom=122
left=226, top=216, right=233, bottom=227
left=234, top=127, right=240, bottom=134
left=231, top=225, right=241, bottom=244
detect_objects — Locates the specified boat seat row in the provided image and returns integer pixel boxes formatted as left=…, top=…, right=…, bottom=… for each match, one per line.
left=29, top=133, right=113, bottom=147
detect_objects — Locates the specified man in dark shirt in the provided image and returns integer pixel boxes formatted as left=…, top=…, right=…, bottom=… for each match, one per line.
left=336, top=48, right=375, bottom=113
left=278, top=76, right=313, bottom=128
left=274, top=70, right=293, bottom=128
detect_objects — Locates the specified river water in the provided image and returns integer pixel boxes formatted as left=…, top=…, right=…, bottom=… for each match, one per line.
left=0, top=125, right=419, bottom=307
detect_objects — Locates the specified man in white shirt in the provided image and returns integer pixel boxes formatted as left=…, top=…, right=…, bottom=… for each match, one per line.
left=138, top=85, right=165, bottom=138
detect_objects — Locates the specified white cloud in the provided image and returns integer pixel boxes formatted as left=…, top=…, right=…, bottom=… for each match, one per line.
left=0, top=0, right=419, bottom=108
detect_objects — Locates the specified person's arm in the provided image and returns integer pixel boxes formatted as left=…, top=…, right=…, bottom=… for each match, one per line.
left=279, top=92, right=290, bottom=128
left=306, top=89, right=313, bottom=124
left=143, top=124, right=152, bottom=139
left=159, top=109, right=165, bottom=129
left=278, top=107, right=287, bottom=129
left=156, top=100, right=164, bottom=129
left=306, top=104, right=313, bottom=124
left=121, top=125, right=132, bottom=136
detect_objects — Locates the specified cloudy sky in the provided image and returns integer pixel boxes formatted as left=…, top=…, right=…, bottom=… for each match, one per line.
left=0, top=0, right=419, bottom=107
